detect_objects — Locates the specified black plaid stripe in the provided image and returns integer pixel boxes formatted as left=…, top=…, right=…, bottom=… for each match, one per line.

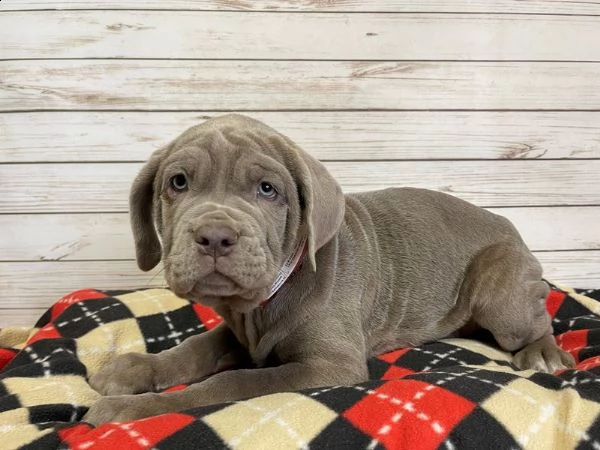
left=53, top=297, right=134, bottom=338
left=103, top=288, right=161, bottom=297
left=137, top=304, right=206, bottom=354
left=1, top=285, right=600, bottom=449
left=558, top=371, right=600, bottom=402
left=575, top=288, right=600, bottom=301
left=18, top=432, right=61, bottom=450
left=576, top=416, right=600, bottom=450
left=185, top=401, right=238, bottom=418
left=0, top=338, right=85, bottom=380
left=587, top=366, right=600, bottom=377
left=367, top=356, right=393, bottom=379
left=442, top=406, right=520, bottom=450
left=0, top=379, right=10, bottom=397
left=407, top=366, right=519, bottom=404
left=311, top=416, right=379, bottom=449
left=33, top=308, right=53, bottom=328
left=307, top=383, right=392, bottom=449
left=579, top=330, right=600, bottom=362
left=0, top=390, right=21, bottom=413
left=563, top=316, right=600, bottom=332
left=304, top=383, right=379, bottom=414
left=527, top=371, right=567, bottom=390
left=393, top=342, right=492, bottom=373
left=553, top=296, right=597, bottom=333
left=28, top=403, right=86, bottom=424
left=154, top=418, right=228, bottom=449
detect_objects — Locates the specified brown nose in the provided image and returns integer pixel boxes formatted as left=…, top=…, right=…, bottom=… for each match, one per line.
left=195, top=224, right=238, bottom=257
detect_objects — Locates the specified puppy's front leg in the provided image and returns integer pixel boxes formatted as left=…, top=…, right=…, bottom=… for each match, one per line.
left=84, top=360, right=366, bottom=425
left=89, top=323, right=247, bottom=396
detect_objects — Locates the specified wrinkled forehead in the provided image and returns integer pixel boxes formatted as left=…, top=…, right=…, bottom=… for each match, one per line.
left=157, top=117, right=296, bottom=187
left=169, top=115, right=293, bottom=163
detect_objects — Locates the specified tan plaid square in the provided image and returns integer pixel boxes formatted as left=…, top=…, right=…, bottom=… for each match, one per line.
left=76, top=318, right=145, bottom=374
left=442, top=338, right=513, bottom=364
left=203, top=392, right=337, bottom=449
left=482, top=377, right=600, bottom=448
left=116, top=289, right=188, bottom=318
left=0, top=422, right=54, bottom=449
left=3, top=375, right=100, bottom=409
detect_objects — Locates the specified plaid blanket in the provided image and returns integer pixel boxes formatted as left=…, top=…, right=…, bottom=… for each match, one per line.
left=1, top=284, right=599, bottom=449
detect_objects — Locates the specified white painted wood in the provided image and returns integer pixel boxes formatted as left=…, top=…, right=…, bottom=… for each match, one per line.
left=0, top=3, right=598, bottom=327
left=2, top=11, right=600, bottom=60
left=537, top=252, right=600, bottom=288
left=0, top=214, right=135, bottom=261
left=1, top=253, right=597, bottom=311
left=0, top=309, right=48, bottom=328
left=3, top=111, right=600, bottom=163
left=1, top=208, right=598, bottom=262
left=2, top=0, right=600, bottom=14
left=497, top=208, right=600, bottom=252
left=2, top=161, right=599, bottom=213
left=2, top=60, right=600, bottom=111
left=0, top=261, right=166, bottom=310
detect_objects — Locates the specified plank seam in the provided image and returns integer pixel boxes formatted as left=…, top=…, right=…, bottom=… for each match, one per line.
left=3, top=58, right=600, bottom=63
left=3, top=158, right=600, bottom=165
left=5, top=109, right=600, bottom=114
left=2, top=9, right=600, bottom=17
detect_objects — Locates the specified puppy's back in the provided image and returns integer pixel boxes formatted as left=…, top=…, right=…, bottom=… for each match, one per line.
left=349, top=187, right=521, bottom=253
left=344, top=188, right=529, bottom=352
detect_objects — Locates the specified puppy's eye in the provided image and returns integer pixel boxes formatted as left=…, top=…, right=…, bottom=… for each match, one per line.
left=169, top=173, right=188, bottom=192
left=258, top=181, right=278, bottom=200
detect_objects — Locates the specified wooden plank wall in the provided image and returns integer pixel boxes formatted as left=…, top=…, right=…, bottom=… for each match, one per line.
left=1, top=1, right=599, bottom=327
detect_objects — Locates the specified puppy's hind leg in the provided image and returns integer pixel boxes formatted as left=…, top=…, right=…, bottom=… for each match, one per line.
left=465, top=242, right=575, bottom=373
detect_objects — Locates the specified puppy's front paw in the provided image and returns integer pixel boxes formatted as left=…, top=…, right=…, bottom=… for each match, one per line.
left=83, top=393, right=166, bottom=425
left=83, top=395, right=134, bottom=425
left=513, top=335, right=575, bottom=373
left=89, top=353, right=156, bottom=396
left=83, top=392, right=181, bottom=425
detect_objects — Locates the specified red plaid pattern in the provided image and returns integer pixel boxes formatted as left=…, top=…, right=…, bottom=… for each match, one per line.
left=0, top=283, right=599, bottom=449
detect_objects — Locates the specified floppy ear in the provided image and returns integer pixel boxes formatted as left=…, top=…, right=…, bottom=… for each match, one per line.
left=295, top=150, right=345, bottom=271
left=129, top=148, right=166, bottom=271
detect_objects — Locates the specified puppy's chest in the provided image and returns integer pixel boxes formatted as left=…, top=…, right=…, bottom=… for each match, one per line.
left=222, top=311, right=275, bottom=366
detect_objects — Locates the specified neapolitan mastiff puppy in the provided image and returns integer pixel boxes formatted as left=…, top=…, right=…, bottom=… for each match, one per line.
left=84, top=114, right=574, bottom=424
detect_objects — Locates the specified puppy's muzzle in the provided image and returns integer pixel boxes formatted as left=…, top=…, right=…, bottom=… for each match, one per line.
left=195, top=223, right=239, bottom=258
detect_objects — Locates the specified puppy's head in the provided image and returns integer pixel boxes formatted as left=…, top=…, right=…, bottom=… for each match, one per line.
left=130, top=114, right=345, bottom=312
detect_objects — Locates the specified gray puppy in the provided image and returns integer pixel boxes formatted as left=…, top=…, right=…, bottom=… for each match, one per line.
left=84, top=114, right=574, bottom=424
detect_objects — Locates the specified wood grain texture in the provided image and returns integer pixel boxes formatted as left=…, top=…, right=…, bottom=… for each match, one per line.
left=0, top=309, right=48, bottom=328
left=0, top=260, right=166, bottom=310
left=2, top=11, right=600, bottom=60
left=2, top=60, right=600, bottom=111
left=0, top=213, right=135, bottom=261
left=1, top=253, right=597, bottom=311
left=1, top=2, right=598, bottom=326
left=537, top=252, right=600, bottom=287
left=3, top=111, right=600, bottom=163
left=2, top=0, right=600, bottom=14
left=2, top=160, right=600, bottom=213
left=2, top=207, right=598, bottom=262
